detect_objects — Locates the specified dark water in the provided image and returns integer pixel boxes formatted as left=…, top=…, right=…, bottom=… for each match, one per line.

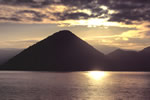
left=0, top=71, right=150, bottom=100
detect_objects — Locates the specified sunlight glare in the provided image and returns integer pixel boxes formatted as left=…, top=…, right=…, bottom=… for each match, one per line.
left=87, top=71, right=106, bottom=80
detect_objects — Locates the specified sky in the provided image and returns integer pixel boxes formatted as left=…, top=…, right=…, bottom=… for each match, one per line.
left=0, top=0, right=150, bottom=52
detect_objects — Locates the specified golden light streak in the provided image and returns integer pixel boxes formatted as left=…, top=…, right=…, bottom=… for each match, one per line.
left=72, top=9, right=92, bottom=15
left=59, top=18, right=120, bottom=27
left=100, top=5, right=108, bottom=10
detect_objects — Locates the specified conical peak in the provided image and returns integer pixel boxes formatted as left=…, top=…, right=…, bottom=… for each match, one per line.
left=45, top=30, right=79, bottom=42
left=52, top=30, right=76, bottom=37
left=59, top=30, right=73, bottom=33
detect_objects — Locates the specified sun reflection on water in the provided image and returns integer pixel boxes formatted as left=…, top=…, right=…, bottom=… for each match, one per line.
left=86, top=71, right=107, bottom=80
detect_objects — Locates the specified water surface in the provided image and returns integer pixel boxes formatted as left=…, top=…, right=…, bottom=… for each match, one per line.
left=0, top=71, right=150, bottom=100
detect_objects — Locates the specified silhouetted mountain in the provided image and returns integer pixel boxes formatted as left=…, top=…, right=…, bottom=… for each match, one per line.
left=139, top=46, right=150, bottom=67
left=2, top=30, right=150, bottom=71
left=140, top=46, right=150, bottom=53
left=0, top=48, right=23, bottom=65
left=107, top=49, right=140, bottom=70
left=92, top=44, right=118, bottom=54
left=2, top=30, right=107, bottom=71
left=107, top=48, right=150, bottom=71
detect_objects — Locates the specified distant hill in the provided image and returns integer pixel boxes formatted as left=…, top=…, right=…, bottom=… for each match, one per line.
left=92, top=45, right=118, bottom=54
left=139, top=46, right=150, bottom=67
left=1, top=30, right=150, bottom=71
left=107, top=48, right=150, bottom=71
left=0, top=48, right=23, bottom=65
left=2, top=30, right=107, bottom=71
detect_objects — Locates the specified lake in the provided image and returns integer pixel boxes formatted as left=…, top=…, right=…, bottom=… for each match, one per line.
left=0, top=71, right=150, bottom=100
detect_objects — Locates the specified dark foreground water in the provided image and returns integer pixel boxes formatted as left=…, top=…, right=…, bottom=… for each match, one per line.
left=0, top=71, right=150, bottom=100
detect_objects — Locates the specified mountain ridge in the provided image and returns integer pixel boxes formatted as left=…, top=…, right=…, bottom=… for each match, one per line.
left=107, top=47, right=150, bottom=71
left=1, top=30, right=150, bottom=71
left=2, top=30, right=107, bottom=71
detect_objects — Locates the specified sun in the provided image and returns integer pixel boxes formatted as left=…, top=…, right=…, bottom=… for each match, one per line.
left=87, top=71, right=106, bottom=80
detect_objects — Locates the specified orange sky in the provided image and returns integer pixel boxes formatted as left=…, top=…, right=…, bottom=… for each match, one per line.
left=0, top=0, right=150, bottom=51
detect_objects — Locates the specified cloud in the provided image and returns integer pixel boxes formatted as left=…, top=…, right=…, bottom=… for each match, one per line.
left=107, top=1, right=150, bottom=24
left=0, top=17, right=20, bottom=21
left=0, top=0, right=114, bottom=25
left=54, top=12, right=90, bottom=20
left=0, top=0, right=50, bottom=8
left=85, top=34, right=150, bottom=50
left=16, top=10, right=48, bottom=21
left=0, top=0, right=150, bottom=27
left=59, top=0, right=150, bottom=25
left=0, top=40, right=39, bottom=48
left=1, top=0, right=150, bottom=50
left=83, top=22, right=150, bottom=50
left=0, top=0, right=149, bottom=22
